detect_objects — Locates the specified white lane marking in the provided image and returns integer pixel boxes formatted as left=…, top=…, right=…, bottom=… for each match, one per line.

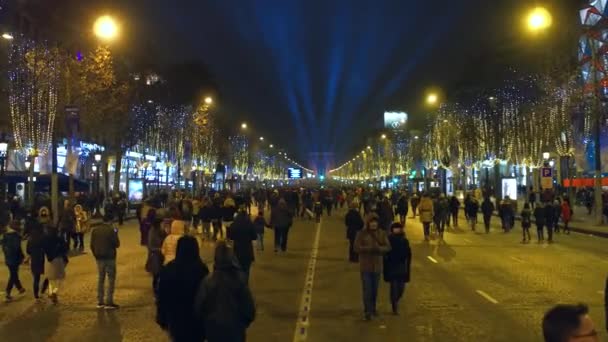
left=462, top=238, right=472, bottom=244
left=427, top=256, right=438, bottom=264
left=292, top=220, right=322, bottom=342
left=510, top=256, right=524, bottom=263
left=476, top=290, right=499, bottom=304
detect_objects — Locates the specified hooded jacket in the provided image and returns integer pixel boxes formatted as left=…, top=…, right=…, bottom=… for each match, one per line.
left=161, top=220, right=186, bottom=264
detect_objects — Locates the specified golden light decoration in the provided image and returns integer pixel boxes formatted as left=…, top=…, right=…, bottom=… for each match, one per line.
left=526, top=7, right=552, bottom=33
left=93, top=15, right=119, bottom=41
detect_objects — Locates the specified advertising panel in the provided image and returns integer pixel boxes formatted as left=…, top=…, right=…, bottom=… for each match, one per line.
left=383, top=112, right=408, bottom=129
left=501, top=178, right=517, bottom=201
left=128, top=179, right=144, bottom=203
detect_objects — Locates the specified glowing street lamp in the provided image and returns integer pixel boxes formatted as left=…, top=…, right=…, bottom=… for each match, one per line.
left=2, top=33, right=13, bottom=40
left=426, top=93, right=438, bottom=105
left=269, top=144, right=274, bottom=148
left=526, top=7, right=552, bottom=33
left=94, top=151, right=102, bottom=162
left=259, top=137, right=264, bottom=141
left=93, top=15, right=119, bottom=41
left=381, top=134, right=387, bottom=139
left=241, top=122, right=247, bottom=129
left=204, top=96, right=213, bottom=105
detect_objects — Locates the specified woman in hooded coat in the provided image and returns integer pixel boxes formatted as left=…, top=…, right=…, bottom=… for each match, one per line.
left=156, top=235, right=209, bottom=342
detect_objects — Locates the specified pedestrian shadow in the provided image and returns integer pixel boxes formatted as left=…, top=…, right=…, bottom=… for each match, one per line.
left=80, top=310, right=123, bottom=341
left=435, top=242, right=456, bottom=262
left=447, top=226, right=467, bottom=234
left=0, top=304, right=59, bottom=341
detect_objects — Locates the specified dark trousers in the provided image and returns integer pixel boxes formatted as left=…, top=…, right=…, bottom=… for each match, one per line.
left=422, top=222, right=431, bottom=238
left=348, top=238, right=358, bottom=262
left=546, top=223, right=554, bottom=241
left=360, top=272, right=380, bottom=315
left=389, top=281, right=406, bottom=305
left=274, top=226, right=290, bottom=251
left=326, top=204, right=332, bottom=216
left=6, top=264, right=23, bottom=295
left=152, top=274, right=160, bottom=298
left=212, top=220, right=223, bottom=239
left=451, top=212, right=458, bottom=227
left=536, top=224, right=544, bottom=241
left=240, top=261, right=252, bottom=284
left=522, top=226, right=531, bottom=241
left=32, top=272, right=43, bottom=298
left=118, top=213, right=124, bottom=225
left=483, top=215, right=492, bottom=232
left=398, top=214, right=406, bottom=226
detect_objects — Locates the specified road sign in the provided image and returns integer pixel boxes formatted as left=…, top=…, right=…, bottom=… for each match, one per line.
left=541, top=167, right=553, bottom=190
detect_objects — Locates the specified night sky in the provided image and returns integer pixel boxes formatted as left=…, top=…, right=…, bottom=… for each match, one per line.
left=3, top=0, right=585, bottom=167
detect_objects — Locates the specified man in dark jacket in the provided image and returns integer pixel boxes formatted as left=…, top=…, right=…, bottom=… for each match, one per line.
left=1, top=221, right=25, bottom=301
left=270, top=199, right=293, bottom=253
left=157, top=235, right=209, bottom=342
left=345, top=203, right=364, bottom=263
left=534, top=203, right=546, bottom=243
left=195, top=241, right=255, bottom=342
left=383, top=222, right=411, bottom=315
left=448, top=195, right=460, bottom=228
left=481, top=197, right=495, bottom=234
left=378, top=197, right=395, bottom=231
left=227, top=209, right=257, bottom=283
left=90, top=212, right=120, bottom=309
left=395, top=194, right=409, bottom=226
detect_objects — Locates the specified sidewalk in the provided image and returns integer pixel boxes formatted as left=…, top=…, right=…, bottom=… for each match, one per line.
left=512, top=199, right=608, bottom=238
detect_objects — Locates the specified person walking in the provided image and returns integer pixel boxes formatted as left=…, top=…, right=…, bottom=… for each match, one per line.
left=2, top=219, right=26, bottom=302
left=448, top=195, right=460, bottom=228
left=42, top=226, right=68, bottom=304
left=74, top=204, right=89, bottom=252
left=210, top=196, right=224, bottom=240
left=227, top=207, right=257, bottom=283
left=90, top=212, right=121, bottom=309
left=396, top=194, right=409, bottom=226
left=26, top=221, right=47, bottom=301
left=419, top=193, right=434, bottom=241
left=500, top=197, right=515, bottom=232
left=345, top=202, right=364, bottom=263
left=552, top=200, right=563, bottom=234
left=253, top=210, right=268, bottom=251
left=194, top=241, right=256, bottom=342
left=534, top=202, right=546, bottom=243
left=434, top=194, right=449, bottom=241
left=410, top=193, right=420, bottom=218
left=481, top=197, right=494, bottom=233
left=383, top=222, right=411, bottom=315
left=59, top=200, right=76, bottom=249
left=354, top=216, right=391, bottom=320
left=561, top=199, right=572, bottom=234
left=146, top=219, right=165, bottom=298
left=520, top=202, right=532, bottom=243
left=270, top=199, right=293, bottom=253
left=199, top=198, right=213, bottom=240
left=157, top=236, right=209, bottom=342
left=162, top=220, right=186, bottom=265
left=222, top=195, right=237, bottom=234
left=140, top=209, right=156, bottom=246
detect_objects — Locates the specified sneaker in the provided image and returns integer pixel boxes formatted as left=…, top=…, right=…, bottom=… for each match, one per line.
left=50, top=293, right=58, bottom=305
left=364, top=313, right=372, bottom=321
left=5, top=295, right=13, bottom=302
left=96, top=302, right=105, bottom=309
left=18, top=288, right=26, bottom=295
left=105, top=303, right=120, bottom=310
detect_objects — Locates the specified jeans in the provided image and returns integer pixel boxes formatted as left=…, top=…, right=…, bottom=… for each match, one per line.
left=6, top=264, right=23, bottom=295
left=32, top=272, right=43, bottom=298
left=73, top=233, right=84, bottom=250
left=360, top=272, right=381, bottom=315
left=483, top=215, right=492, bottom=232
left=256, top=233, right=264, bottom=251
left=348, top=238, right=358, bottom=262
left=96, top=259, right=117, bottom=304
left=546, top=223, right=554, bottom=241
left=452, top=212, right=458, bottom=227
left=389, top=281, right=406, bottom=305
left=274, top=226, right=289, bottom=251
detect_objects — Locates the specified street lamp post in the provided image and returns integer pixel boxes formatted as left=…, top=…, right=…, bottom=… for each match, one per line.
left=24, top=156, right=34, bottom=208
left=93, top=151, right=102, bottom=217
left=0, top=134, right=8, bottom=201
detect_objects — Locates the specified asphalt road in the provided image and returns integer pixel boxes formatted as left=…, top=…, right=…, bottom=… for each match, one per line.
left=0, top=208, right=605, bottom=341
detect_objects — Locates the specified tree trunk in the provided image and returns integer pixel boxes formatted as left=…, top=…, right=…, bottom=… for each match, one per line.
left=51, top=135, right=59, bottom=225
left=113, top=149, right=123, bottom=195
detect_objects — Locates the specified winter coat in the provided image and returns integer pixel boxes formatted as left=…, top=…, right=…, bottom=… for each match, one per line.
left=434, top=198, right=449, bottom=222
left=354, top=228, right=391, bottom=273
left=253, top=216, right=266, bottom=235
left=227, top=213, right=258, bottom=266
left=448, top=197, right=460, bottom=214
left=383, top=233, right=412, bottom=283
left=157, top=255, right=209, bottom=341
left=194, top=259, right=256, bottom=342
left=1, top=228, right=24, bottom=266
left=418, top=197, right=434, bottom=223
left=378, top=201, right=395, bottom=229
left=59, top=210, right=76, bottom=234
left=90, top=223, right=120, bottom=260
left=43, top=234, right=68, bottom=280
left=396, top=197, right=409, bottom=216
left=481, top=200, right=495, bottom=217
left=222, top=205, right=237, bottom=222
left=561, top=202, right=572, bottom=222
left=27, top=228, right=46, bottom=274
left=345, top=209, right=364, bottom=241
left=533, top=206, right=546, bottom=225
left=161, top=221, right=186, bottom=265
left=199, top=205, right=214, bottom=223
left=74, top=207, right=89, bottom=233
left=271, top=206, right=293, bottom=228
left=466, top=200, right=480, bottom=218
left=146, top=227, right=165, bottom=275
left=521, top=209, right=532, bottom=229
